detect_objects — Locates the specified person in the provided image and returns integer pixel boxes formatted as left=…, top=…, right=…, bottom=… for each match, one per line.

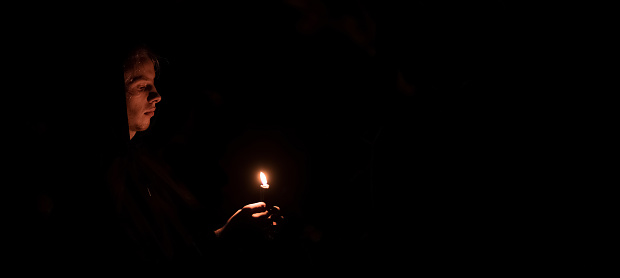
left=21, top=44, right=280, bottom=262
left=108, top=45, right=282, bottom=260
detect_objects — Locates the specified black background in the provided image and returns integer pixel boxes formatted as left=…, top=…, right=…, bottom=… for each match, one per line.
left=10, top=0, right=544, bottom=270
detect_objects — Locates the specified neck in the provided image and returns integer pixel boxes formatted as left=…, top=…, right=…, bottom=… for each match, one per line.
left=129, top=130, right=136, bottom=140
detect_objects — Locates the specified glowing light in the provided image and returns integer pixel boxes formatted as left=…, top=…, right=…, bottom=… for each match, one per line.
left=260, top=172, right=269, bottom=189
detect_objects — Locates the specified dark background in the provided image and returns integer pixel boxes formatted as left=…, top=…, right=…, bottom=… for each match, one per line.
left=12, top=0, right=541, bottom=270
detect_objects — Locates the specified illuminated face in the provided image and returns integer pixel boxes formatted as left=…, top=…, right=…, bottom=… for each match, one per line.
left=124, top=57, right=161, bottom=139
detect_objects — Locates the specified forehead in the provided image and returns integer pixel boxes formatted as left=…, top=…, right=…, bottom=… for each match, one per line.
left=124, top=57, right=156, bottom=83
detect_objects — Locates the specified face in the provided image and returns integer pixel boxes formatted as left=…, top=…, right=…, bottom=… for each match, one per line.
left=124, top=57, right=161, bottom=138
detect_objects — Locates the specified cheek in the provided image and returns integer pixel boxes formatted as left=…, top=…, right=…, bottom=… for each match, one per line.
left=126, top=94, right=144, bottom=112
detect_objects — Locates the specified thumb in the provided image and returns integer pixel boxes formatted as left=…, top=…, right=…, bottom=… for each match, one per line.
left=241, top=202, right=267, bottom=214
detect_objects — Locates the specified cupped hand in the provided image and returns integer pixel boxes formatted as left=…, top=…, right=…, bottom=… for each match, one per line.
left=215, top=202, right=281, bottom=239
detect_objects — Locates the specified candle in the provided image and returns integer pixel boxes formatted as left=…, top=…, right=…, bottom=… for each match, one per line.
left=259, top=171, right=269, bottom=202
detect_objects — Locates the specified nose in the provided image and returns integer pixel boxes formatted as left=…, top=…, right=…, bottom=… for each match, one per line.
left=148, top=89, right=161, bottom=104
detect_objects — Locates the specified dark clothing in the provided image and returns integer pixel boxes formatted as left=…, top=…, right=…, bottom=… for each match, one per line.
left=25, top=135, right=223, bottom=262
left=102, top=140, right=217, bottom=260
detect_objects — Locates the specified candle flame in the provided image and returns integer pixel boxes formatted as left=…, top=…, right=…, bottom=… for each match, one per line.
left=260, top=172, right=269, bottom=189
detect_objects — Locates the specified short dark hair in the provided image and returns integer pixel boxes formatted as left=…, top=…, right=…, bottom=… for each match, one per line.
left=122, top=45, right=160, bottom=75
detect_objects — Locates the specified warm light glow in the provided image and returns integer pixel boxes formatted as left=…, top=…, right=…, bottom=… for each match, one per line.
left=260, top=172, right=269, bottom=189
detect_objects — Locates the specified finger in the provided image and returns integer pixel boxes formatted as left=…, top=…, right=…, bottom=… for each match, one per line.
left=268, top=206, right=281, bottom=217
left=251, top=210, right=270, bottom=218
left=242, top=202, right=267, bottom=214
left=255, top=205, right=281, bottom=218
left=245, top=202, right=266, bottom=209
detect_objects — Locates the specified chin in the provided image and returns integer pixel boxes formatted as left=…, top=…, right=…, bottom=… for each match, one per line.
left=138, top=123, right=151, bottom=131
left=130, top=122, right=151, bottom=133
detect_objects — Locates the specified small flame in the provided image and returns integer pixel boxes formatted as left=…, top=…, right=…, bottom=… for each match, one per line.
left=260, top=172, right=269, bottom=188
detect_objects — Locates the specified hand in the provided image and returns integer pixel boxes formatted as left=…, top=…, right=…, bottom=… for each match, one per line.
left=215, top=202, right=281, bottom=240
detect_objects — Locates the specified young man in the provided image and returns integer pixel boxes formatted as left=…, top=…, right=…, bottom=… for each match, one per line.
left=107, top=46, right=281, bottom=260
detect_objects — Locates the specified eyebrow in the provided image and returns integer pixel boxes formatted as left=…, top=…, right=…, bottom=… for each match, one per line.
left=126, top=75, right=152, bottom=86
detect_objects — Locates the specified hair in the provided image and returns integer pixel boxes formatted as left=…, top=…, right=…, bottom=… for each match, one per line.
left=122, top=45, right=161, bottom=75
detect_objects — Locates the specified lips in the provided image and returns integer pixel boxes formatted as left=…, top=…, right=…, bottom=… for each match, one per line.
left=144, top=108, right=156, bottom=116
